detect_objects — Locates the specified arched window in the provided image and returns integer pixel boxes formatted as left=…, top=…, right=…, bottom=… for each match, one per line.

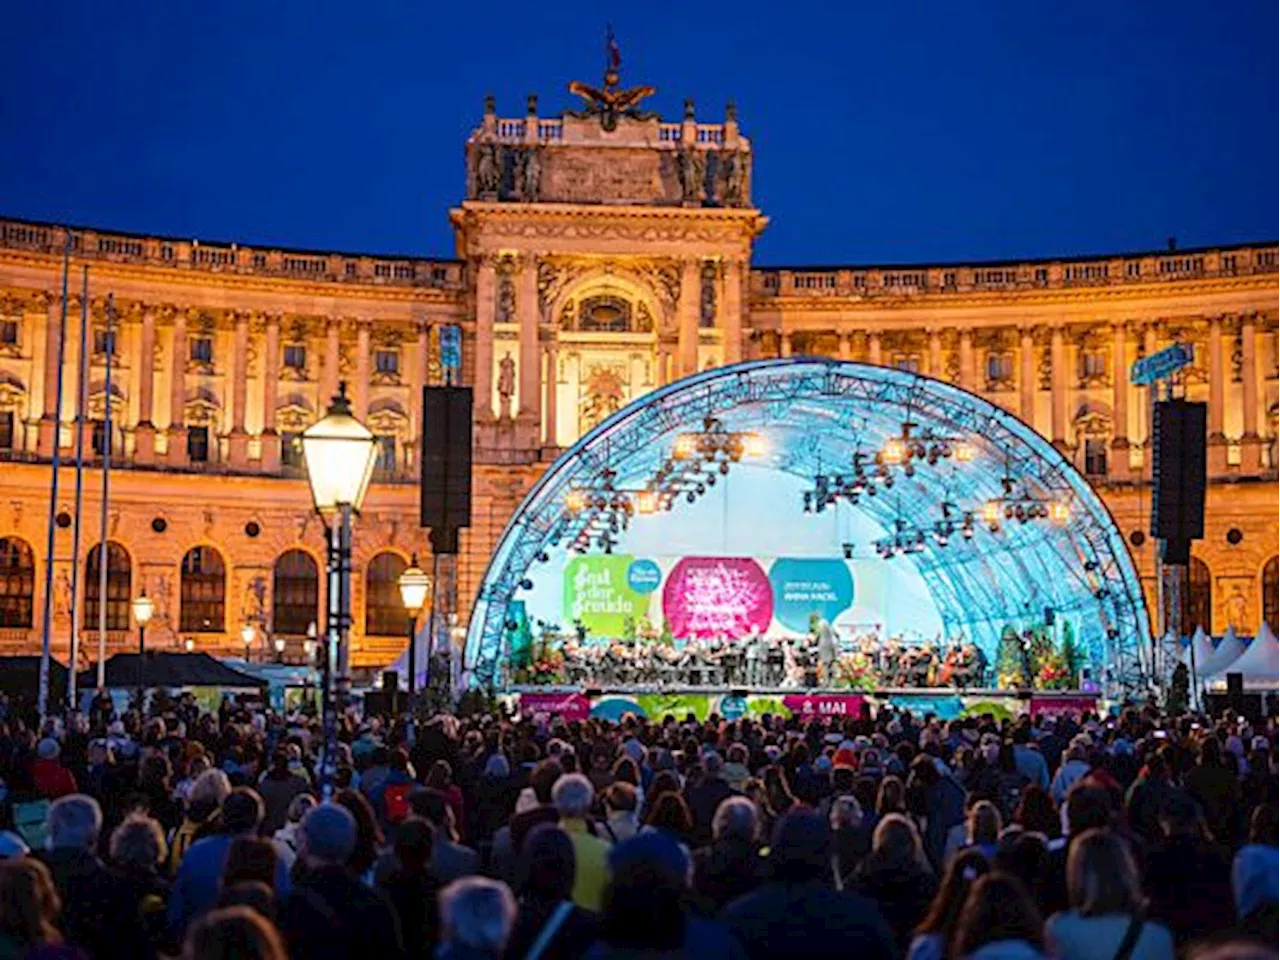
left=1263, top=556, right=1278, bottom=634
left=180, top=546, right=226, bottom=634
left=273, top=550, right=319, bottom=637
left=84, top=542, right=131, bottom=631
left=1185, top=556, right=1212, bottom=634
left=0, top=537, right=35, bottom=628
left=365, top=552, right=407, bottom=637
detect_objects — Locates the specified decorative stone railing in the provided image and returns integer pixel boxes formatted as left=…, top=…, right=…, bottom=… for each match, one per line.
left=753, top=245, right=1279, bottom=298
left=0, top=219, right=465, bottom=289
left=488, top=117, right=731, bottom=148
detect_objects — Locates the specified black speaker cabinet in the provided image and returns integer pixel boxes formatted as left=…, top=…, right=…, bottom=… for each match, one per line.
left=1151, top=400, right=1207, bottom=555
left=420, top=386, right=473, bottom=554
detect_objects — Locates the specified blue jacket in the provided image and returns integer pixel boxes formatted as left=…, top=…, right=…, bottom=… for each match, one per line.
left=169, top=832, right=292, bottom=935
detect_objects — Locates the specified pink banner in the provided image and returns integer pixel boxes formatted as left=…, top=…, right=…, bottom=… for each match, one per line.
left=1029, top=695, right=1098, bottom=719
left=662, top=557, right=774, bottom=639
left=519, top=692, right=591, bottom=721
left=781, top=693, right=867, bottom=718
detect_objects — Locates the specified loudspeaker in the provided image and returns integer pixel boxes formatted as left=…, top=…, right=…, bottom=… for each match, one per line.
left=1227, top=671, right=1244, bottom=711
left=420, top=386, right=473, bottom=554
left=1151, top=400, right=1207, bottom=560
left=1044, top=607, right=1056, bottom=627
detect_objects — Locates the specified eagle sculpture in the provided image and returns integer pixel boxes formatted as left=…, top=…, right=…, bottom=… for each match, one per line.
left=567, top=27, right=657, bottom=131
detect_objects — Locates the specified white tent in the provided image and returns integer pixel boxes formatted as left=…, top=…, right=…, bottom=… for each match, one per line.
left=1200, top=625, right=1247, bottom=676
left=1183, top=625, right=1215, bottom=673
left=1213, top=623, right=1280, bottom=690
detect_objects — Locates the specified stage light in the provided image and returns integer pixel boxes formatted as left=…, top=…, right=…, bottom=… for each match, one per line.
left=982, top=500, right=1002, bottom=527
left=743, top=433, right=766, bottom=458
left=634, top=490, right=658, bottom=514
left=673, top=434, right=697, bottom=459
left=536, top=551, right=549, bottom=563
left=953, top=441, right=975, bottom=462
left=1049, top=501, right=1070, bottom=524
left=519, top=578, right=533, bottom=591
left=565, top=489, right=588, bottom=513
left=882, top=437, right=906, bottom=465
left=686, top=491, right=696, bottom=503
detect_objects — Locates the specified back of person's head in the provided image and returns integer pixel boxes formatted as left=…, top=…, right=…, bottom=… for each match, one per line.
left=183, top=905, right=287, bottom=960
left=299, top=803, right=357, bottom=868
left=46, top=794, right=102, bottom=851
left=389, top=748, right=411, bottom=774
left=438, top=877, right=516, bottom=956
left=425, top=759, right=452, bottom=789
left=552, top=773, right=594, bottom=819
left=644, top=793, right=693, bottom=836
left=0, top=857, right=62, bottom=946
left=334, top=788, right=383, bottom=874
left=829, top=794, right=864, bottom=832
left=222, top=788, right=265, bottom=835
left=285, top=793, right=316, bottom=826
left=392, top=817, right=434, bottom=874
left=876, top=775, right=905, bottom=815
left=871, top=812, right=926, bottom=869
left=993, top=829, right=1050, bottom=898
left=831, top=766, right=856, bottom=794
left=713, top=796, right=759, bottom=844
left=521, top=823, right=574, bottom=902
left=1157, top=789, right=1205, bottom=838
left=370, top=746, right=390, bottom=768
left=603, top=782, right=637, bottom=815
left=110, top=813, right=166, bottom=871
left=968, top=800, right=1002, bottom=846
left=1248, top=804, right=1277, bottom=846
left=1067, top=828, right=1143, bottom=917
left=530, top=759, right=564, bottom=804
left=916, top=848, right=990, bottom=937
left=1064, top=783, right=1113, bottom=836
left=1013, top=784, right=1059, bottom=836
left=215, top=881, right=276, bottom=923
left=223, top=837, right=278, bottom=891
left=950, top=872, right=1044, bottom=958
left=190, top=768, right=233, bottom=811
left=770, top=808, right=832, bottom=883
left=601, top=836, right=689, bottom=951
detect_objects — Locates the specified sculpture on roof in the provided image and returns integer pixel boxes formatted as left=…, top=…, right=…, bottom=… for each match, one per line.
left=567, top=25, right=657, bottom=132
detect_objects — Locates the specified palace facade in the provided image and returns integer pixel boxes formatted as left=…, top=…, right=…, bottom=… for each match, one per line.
left=0, top=74, right=1276, bottom=674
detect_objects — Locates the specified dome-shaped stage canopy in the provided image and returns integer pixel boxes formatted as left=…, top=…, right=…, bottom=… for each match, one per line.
left=465, top=358, right=1152, bottom=696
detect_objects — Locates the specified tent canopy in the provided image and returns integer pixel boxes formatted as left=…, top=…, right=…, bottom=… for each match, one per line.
left=0, top=657, right=69, bottom=700
left=77, top=653, right=267, bottom=690
left=1213, top=631, right=1279, bottom=690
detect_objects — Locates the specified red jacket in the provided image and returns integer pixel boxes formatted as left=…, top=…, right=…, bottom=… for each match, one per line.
left=33, top=758, right=78, bottom=799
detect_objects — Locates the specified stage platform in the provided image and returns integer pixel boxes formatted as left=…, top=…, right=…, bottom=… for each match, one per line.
left=506, top=685, right=1102, bottom=722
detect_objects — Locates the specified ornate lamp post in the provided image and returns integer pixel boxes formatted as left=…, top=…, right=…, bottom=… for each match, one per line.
left=397, top=555, right=432, bottom=710
left=241, top=622, right=256, bottom=662
left=274, top=637, right=286, bottom=663
left=132, top=593, right=155, bottom=710
left=301, top=383, right=377, bottom=795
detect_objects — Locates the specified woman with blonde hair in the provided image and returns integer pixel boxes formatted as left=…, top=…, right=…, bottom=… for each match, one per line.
left=1046, top=828, right=1174, bottom=960
left=0, top=858, right=63, bottom=956
left=852, top=813, right=938, bottom=950
left=183, top=905, right=287, bottom=960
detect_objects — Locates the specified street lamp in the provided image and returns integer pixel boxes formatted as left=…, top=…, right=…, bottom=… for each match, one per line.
left=301, top=382, right=378, bottom=795
left=303, top=621, right=317, bottom=661
left=132, top=593, right=155, bottom=711
left=398, top=554, right=432, bottom=708
left=274, top=637, right=286, bottom=663
left=241, top=622, right=256, bottom=662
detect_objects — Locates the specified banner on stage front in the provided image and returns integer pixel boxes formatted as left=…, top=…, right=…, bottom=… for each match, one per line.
left=518, top=691, right=592, bottom=721
left=1028, top=695, right=1098, bottom=718
left=781, top=693, right=867, bottom=718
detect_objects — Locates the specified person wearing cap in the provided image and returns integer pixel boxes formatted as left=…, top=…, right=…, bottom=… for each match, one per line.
left=32, top=738, right=76, bottom=801
left=720, top=808, right=896, bottom=959
left=279, top=803, right=406, bottom=960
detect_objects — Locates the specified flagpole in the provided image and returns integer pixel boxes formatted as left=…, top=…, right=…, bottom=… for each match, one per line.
left=37, top=231, right=72, bottom=722
left=95, top=294, right=115, bottom=693
left=66, top=266, right=91, bottom=709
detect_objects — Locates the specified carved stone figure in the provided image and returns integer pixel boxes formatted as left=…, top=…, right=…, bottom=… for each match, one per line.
left=677, top=147, right=705, bottom=204
left=520, top=147, right=542, bottom=203
left=476, top=143, right=501, bottom=198
left=567, top=27, right=656, bottom=132
left=721, top=150, right=748, bottom=206
left=498, top=353, right=516, bottom=416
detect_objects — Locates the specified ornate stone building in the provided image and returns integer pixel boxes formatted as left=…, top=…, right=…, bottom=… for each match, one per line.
left=0, top=65, right=1276, bottom=673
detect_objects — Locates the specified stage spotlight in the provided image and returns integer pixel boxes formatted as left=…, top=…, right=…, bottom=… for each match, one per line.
left=519, top=578, right=533, bottom=591
left=536, top=551, right=549, bottom=563
left=842, top=543, right=854, bottom=560
left=866, top=484, right=878, bottom=496
left=695, top=483, right=706, bottom=495
left=982, top=500, right=1002, bottom=529
left=1084, top=559, right=1098, bottom=572
left=686, top=491, right=696, bottom=503
left=1049, top=500, right=1070, bottom=524
left=673, top=434, right=697, bottom=459
left=953, top=441, right=976, bottom=462
left=565, top=489, right=588, bottom=513
left=718, top=461, right=730, bottom=475
left=743, top=433, right=767, bottom=458
left=706, top=474, right=716, bottom=487
left=882, top=437, right=906, bottom=465
left=1106, top=628, right=1119, bottom=640
left=882, top=475, right=894, bottom=489
left=634, top=490, right=658, bottom=514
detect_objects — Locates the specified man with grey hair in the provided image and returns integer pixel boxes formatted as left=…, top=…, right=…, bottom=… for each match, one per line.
left=438, top=876, right=517, bottom=959
left=685, top=751, right=735, bottom=847
left=38, top=794, right=121, bottom=956
left=553, top=773, right=612, bottom=911
left=693, top=796, right=763, bottom=911
left=279, top=803, right=405, bottom=960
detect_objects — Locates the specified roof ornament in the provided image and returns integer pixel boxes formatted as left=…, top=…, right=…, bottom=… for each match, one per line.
left=567, top=25, right=657, bottom=132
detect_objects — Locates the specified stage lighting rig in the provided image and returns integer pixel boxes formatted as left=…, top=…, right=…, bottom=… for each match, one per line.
left=872, top=501, right=977, bottom=558
left=879, top=422, right=977, bottom=477
left=980, top=469, right=1072, bottom=532
left=801, top=450, right=895, bottom=513
left=672, top=417, right=766, bottom=473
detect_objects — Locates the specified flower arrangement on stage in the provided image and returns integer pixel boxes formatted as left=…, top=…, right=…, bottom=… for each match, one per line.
left=513, top=646, right=568, bottom=685
left=831, top=653, right=877, bottom=691
left=1037, top=656, right=1071, bottom=690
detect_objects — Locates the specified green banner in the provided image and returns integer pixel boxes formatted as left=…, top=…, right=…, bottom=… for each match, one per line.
left=564, top=555, right=649, bottom=637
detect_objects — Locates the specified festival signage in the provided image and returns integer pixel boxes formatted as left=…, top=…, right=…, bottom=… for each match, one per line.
left=781, top=693, right=867, bottom=718
left=564, top=555, right=649, bottom=635
left=662, top=557, right=773, bottom=639
left=768, top=558, right=854, bottom=633
left=1028, top=695, right=1098, bottom=719
left=519, top=691, right=592, bottom=721
left=626, top=558, right=663, bottom=594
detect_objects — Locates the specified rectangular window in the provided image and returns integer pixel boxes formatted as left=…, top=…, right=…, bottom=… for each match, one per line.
left=281, top=431, right=303, bottom=468
left=187, top=425, right=209, bottom=463
left=93, top=328, right=116, bottom=356
left=375, top=435, right=397, bottom=472
left=0, top=320, right=17, bottom=345
left=283, top=345, right=306, bottom=370
left=91, top=420, right=109, bottom=456
left=0, top=411, right=13, bottom=450
left=894, top=355, right=920, bottom=375
left=1081, top=350, right=1107, bottom=379
left=375, top=349, right=399, bottom=375
left=1084, top=438, right=1108, bottom=477
left=190, top=336, right=213, bottom=363
left=986, top=352, right=1012, bottom=383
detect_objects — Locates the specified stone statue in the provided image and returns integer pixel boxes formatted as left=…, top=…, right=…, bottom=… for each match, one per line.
left=677, top=147, right=704, bottom=204
left=520, top=146, right=542, bottom=203
left=1226, top=585, right=1247, bottom=631
left=476, top=143, right=501, bottom=198
left=721, top=150, right=747, bottom=206
left=497, top=353, right=516, bottom=417
left=566, top=27, right=656, bottom=132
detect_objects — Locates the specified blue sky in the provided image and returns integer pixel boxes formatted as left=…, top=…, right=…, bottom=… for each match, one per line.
left=0, top=0, right=1274, bottom=264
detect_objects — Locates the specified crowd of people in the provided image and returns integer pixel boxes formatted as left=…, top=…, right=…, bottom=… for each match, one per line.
left=0, top=688, right=1275, bottom=959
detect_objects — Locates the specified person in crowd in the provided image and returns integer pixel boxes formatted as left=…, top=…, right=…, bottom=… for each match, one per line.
left=552, top=774, right=611, bottom=912
left=598, top=783, right=640, bottom=846
left=222, top=837, right=279, bottom=892
left=829, top=792, right=873, bottom=880
left=1144, top=790, right=1235, bottom=948
left=0, top=858, right=66, bottom=958
left=168, top=769, right=231, bottom=874
left=424, top=760, right=466, bottom=840
left=215, top=881, right=277, bottom=924
left=37, top=794, right=119, bottom=957
left=949, top=872, right=1048, bottom=960
left=721, top=808, right=897, bottom=959
left=108, top=812, right=171, bottom=960
left=1011, top=727, right=1051, bottom=791
left=721, top=744, right=751, bottom=792
left=133, top=754, right=183, bottom=836
left=1184, top=736, right=1243, bottom=847
left=875, top=775, right=906, bottom=817
left=437, top=876, right=516, bottom=960
left=369, top=749, right=417, bottom=829
left=907, top=848, right=990, bottom=960
left=408, top=788, right=478, bottom=885
left=1232, top=805, right=1278, bottom=940
left=1050, top=736, right=1094, bottom=805
left=692, top=796, right=763, bottom=913
left=376, top=817, right=440, bottom=960
left=334, top=788, right=384, bottom=882
left=683, top=752, right=734, bottom=848
left=278, top=803, right=405, bottom=960
left=851, top=812, right=938, bottom=951
left=33, top=739, right=77, bottom=801
left=1011, top=785, right=1060, bottom=839
left=642, top=792, right=695, bottom=849
left=182, top=905, right=287, bottom=960
left=1046, top=828, right=1174, bottom=960
left=471, top=754, right=519, bottom=849
left=965, top=799, right=1002, bottom=859
left=993, top=830, right=1055, bottom=918
left=503, top=824, right=598, bottom=960
left=271, top=793, right=315, bottom=856
left=256, top=748, right=311, bottom=836
left=906, top=754, right=966, bottom=870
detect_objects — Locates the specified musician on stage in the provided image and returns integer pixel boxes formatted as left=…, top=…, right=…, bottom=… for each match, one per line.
left=744, top=628, right=764, bottom=686
left=815, top=618, right=837, bottom=685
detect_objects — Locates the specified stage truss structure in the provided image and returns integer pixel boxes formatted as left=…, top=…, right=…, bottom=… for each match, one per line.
left=464, top=358, right=1153, bottom=698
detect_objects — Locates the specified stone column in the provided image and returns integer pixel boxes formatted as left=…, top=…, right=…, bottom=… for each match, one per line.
left=722, top=259, right=743, bottom=364
left=958, top=330, right=974, bottom=391
left=260, top=315, right=281, bottom=470
left=867, top=332, right=882, bottom=366
left=779, top=332, right=792, bottom=358
left=321, top=318, right=341, bottom=403
left=352, top=320, right=371, bottom=420
left=1142, top=323, right=1159, bottom=476
left=227, top=311, right=250, bottom=467
left=543, top=340, right=559, bottom=447
left=1207, top=316, right=1226, bottom=473
left=1019, top=327, right=1036, bottom=424
left=928, top=329, right=943, bottom=379
left=837, top=332, right=851, bottom=361
left=518, top=255, right=540, bottom=424
left=474, top=255, right=496, bottom=420
left=166, top=309, right=189, bottom=466
left=1110, top=321, right=1130, bottom=478
left=37, top=295, right=63, bottom=456
left=134, top=306, right=158, bottom=463
left=677, top=258, right=700, bottom=377
left=1050, top=325, right=1067, bottom=449
left=1241, top=314, right=1261, bottom=470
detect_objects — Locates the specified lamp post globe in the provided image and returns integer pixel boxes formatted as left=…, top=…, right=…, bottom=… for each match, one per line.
left=398, top=555, right=432, bottom=704
left=132, top=593, right=154, bottom=712
left=301, top=382, right=379, bottom=518
left=241, top=622, right=256, bottom=661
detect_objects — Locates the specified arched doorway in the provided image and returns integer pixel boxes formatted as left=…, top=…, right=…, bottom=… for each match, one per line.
left=273, top=550, right=319, bottom=637
left=1185, top=557, right=1212, bottom=634
left=180, top=546, right=226, bottom=634
left=1263, top=556, right=1278, bottom=634
left=0, top=536, right=35, bottom=628
left=365, top=552, right=407, bottom=637
left=84, top=542, right=131, bottom=631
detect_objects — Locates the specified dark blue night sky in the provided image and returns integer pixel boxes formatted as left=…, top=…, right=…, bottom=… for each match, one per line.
left=1, top=1, right=1274, bottom=264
